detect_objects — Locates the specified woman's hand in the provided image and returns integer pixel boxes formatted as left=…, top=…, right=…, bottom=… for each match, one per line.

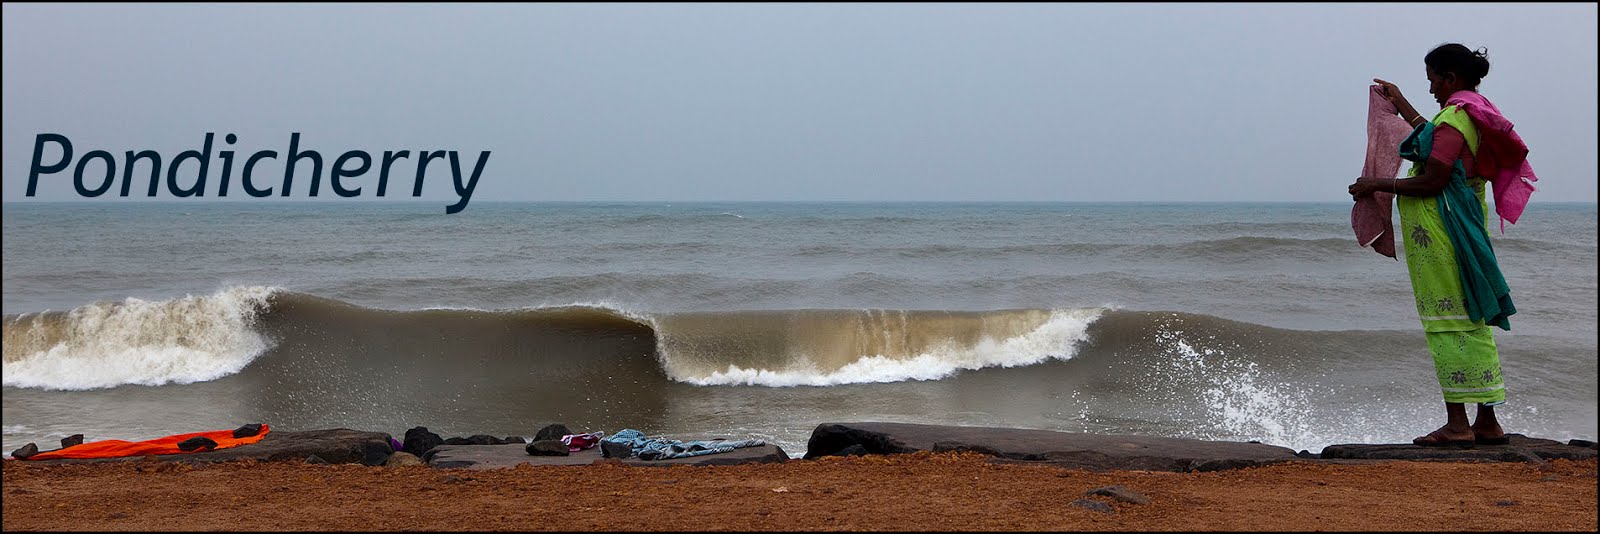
left=1373, top=78, right=1417, bottom=117
left=1349, top=176, right=1385, bottom=199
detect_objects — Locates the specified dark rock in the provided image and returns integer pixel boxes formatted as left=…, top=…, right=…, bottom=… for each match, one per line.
left=804, top=424, right=920, bottom=459
left=443, top=437, right=472, bottom=446
left=1085, top=485, right=1150, bottom=505
left=232, top=424, right=264, bottom=439
left=527, top=440, right=570, bottom=456
left=1069, top=499, right=1114, bottom=514
left=1495, top=500, right=1517, bottom=507
left=360, top=441, right=393, bottom=466
left=534, top=424, right=572, bottom=443
left=306, top=454, right=329, bottom=464
left=60, top=434, right=84, bottom=448
left=505, top=436, right=526, bottom=444
left=10, top=442, right=40, bottom=459
left=676, top=446, right=790, bottom=466
left=177, top=437, right=219, bottom=452
left=1320, top=434, right=1596, bottom=463
left=1296, top=450, right=1318, bottom=459
left=804, top=422, right=1298, bottom=472
left=403, top=427, right=445, bottom=458
left=601, top=440, right=633, bottom=459
left=431, top=460, right=475, bottom=469
left=463, top=435, right=500, bottom=446
left=1570, top=439, right=1597, bottom=449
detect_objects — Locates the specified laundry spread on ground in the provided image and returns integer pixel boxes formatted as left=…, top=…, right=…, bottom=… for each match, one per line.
left=561, top=432, right=604, bottom=452
left=20, top=424, right=270, bottom=461
left=601, top=429, right=766, bottom=461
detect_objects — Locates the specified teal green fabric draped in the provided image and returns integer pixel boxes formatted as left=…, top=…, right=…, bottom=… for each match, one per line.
left=1399, top=123, right=1516, bottom=331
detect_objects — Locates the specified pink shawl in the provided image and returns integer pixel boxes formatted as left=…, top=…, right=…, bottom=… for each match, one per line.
left=1444, top=90, right=1539, bottom=232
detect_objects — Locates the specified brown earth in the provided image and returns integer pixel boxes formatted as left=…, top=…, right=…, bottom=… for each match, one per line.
left=2, top=452, right=1595, bottom=531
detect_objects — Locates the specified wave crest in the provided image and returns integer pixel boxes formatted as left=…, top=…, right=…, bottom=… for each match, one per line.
left=663, top=308, right=1104, bottom=386
left=2, top=287, right=278, bottom=390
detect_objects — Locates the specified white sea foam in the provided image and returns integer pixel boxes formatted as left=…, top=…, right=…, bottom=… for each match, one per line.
left=413, top=300, right=654, bottom=323
left=677, top=308, right=1103, bottom=387
left=1, top=286, right=279, bottom=390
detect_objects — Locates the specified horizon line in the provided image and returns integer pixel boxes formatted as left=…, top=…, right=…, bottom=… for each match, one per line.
left=4, top=199, right=1597, bottom=205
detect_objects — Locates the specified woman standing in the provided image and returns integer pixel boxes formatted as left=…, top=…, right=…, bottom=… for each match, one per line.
left=1349, top=43, right=1538, bottom=448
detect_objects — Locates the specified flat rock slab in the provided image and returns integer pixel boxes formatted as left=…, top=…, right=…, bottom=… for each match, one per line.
left=427, top=443, right=790, bottom=470
left=17, top=429, right=394, bottom=466
left=1320, top=434, right=1597, bottom=463
left=805, top=422, right=1299, bottom=472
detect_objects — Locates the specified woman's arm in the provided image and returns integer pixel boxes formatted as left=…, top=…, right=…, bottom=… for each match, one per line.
left=1350, top=120, right=1464, bottom=200
left=1394, top=101, right=1428, bottom=127
left=1350, top=158, right=1453, bottom=199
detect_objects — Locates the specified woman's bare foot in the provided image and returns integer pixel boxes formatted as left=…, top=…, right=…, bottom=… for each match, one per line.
left=1473, top=405, right=1508, bottom=444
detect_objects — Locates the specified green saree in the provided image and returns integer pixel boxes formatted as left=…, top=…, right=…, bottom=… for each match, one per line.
left=1395, top=106, right=1509, bottom=405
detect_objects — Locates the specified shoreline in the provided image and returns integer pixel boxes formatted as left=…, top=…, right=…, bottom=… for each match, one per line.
left=4, top=422, right=1597, bottom=531
left=11, top=422, right=1597, bottom=469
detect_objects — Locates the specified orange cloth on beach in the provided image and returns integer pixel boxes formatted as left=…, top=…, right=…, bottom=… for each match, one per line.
left=22, top=424, right=270, bottom=461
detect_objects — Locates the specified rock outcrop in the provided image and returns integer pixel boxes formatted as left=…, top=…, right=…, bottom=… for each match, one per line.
left=1319, top=434, right=1597, bottom=463
left=804, top=422, right=1300, bottom=472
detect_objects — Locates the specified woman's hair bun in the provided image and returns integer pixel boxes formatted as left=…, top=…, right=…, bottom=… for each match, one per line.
left=1471, top=47, right=1490, bottom=79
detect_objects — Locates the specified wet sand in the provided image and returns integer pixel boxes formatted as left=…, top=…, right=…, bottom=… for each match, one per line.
left=3, top=452, right=1595, bottom=531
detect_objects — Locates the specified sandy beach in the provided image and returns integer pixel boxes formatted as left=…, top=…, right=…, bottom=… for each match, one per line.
left=3, top=452, right=1594, bottom=532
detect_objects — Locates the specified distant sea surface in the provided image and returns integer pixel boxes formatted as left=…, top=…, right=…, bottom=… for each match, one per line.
left=4, top=201, right=1595, bottom=456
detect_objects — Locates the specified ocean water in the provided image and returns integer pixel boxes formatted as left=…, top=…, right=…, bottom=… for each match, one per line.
left=3, top=201, right=1595, bottom=457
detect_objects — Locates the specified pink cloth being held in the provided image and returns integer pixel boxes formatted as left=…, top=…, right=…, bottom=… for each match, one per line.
left=1353, top=85, right=1412, bottom=259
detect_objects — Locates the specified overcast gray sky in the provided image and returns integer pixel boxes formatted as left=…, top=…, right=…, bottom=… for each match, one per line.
left=3, top=3, right=1595, bottom=202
